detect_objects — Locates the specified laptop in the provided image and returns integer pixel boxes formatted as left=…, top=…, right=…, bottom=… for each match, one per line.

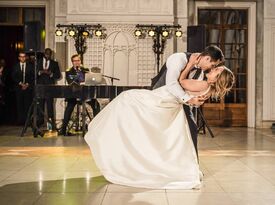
left=85, top=72, right=103, bottom=85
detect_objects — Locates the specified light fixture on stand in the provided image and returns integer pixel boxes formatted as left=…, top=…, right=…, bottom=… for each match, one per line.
left=55, top=24, right=106, bottom=62
left=135, top=24, right=182, bottom=73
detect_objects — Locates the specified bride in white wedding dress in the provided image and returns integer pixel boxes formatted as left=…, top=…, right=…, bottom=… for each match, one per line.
left=84, top=65, right=234, bottom=189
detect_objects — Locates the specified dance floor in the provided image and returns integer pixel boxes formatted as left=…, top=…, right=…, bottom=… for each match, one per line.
left=1, top=126, right=275, bottom=205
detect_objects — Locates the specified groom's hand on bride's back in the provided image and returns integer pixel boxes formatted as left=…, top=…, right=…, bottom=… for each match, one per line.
left=187, top=96, right=206, bottom=107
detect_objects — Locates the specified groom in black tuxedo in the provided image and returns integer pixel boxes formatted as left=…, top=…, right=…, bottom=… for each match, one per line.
left=151, top=45, right=224, bottom=154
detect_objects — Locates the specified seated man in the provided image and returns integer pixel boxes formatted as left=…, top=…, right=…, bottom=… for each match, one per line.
left=59, top=54, right=101, bottom=136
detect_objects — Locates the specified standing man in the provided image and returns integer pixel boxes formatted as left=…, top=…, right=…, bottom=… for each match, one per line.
left=37, top=48, right=61, bottom=130
left=151, top=45, right=224, bottom=154
left=59, top=54, right=100, bottom=136
left=12, top=51, right=34, bottom=125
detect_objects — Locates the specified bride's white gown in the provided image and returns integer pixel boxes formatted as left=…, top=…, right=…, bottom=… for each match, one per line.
left=84, top=85, right=201, bottom=189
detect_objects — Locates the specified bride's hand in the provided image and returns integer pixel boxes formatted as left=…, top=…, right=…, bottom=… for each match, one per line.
left=186, top=96, right=205, bottom=107
left=188, top=53, right=200, bottom=67
left=199, top=94, right=210, bottom=101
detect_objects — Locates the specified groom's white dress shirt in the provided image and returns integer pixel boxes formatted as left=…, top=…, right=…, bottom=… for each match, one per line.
left=165, top=53, right=204, bottom=103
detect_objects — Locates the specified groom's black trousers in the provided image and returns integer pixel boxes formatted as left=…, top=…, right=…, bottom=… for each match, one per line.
left=183, top=105, right=198, bottom=154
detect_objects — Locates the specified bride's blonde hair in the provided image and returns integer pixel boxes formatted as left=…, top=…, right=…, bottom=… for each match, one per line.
left=208, top=66, right=235, bottom=100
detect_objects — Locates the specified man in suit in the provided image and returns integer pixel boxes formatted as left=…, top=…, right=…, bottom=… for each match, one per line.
left=12, top=51, right=34, bottom=125
left=37, top=48, right=61, bottom=130
left=59, top=54, right=101, bottom=136
left=151, top=45, right=224, bottom=154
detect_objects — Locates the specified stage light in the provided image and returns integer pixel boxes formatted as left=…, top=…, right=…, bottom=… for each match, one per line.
left=95, top=29, right=102, bottom=37
left=161, top=30, right=169, bottom=38
left=148, top=29, right=155, bottom=37
left=134, top=29, right=142, bottom=37
left=82, top=30, right=90, bottom=37
left=68, top=29, right=76, bottom=37
left=55, top=29, right=63, bottom=36
left=175, top=30, right=182, bottom=37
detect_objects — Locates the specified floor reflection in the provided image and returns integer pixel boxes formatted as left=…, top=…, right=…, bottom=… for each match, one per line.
left=1, top=126, right=275, bottom=204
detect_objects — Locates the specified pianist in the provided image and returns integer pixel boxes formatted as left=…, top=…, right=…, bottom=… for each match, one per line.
left=59, top=54, right=101, bottom=136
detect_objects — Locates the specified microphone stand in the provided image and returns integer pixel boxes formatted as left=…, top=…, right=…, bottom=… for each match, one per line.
left=21, top=50, right=43, bottom=137
left=102, top=75, right=120, bottom=85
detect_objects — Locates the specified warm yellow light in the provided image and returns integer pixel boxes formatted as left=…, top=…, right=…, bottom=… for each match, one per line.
left=68, top=29, right=76, bottom=37
left=82, top=30, right=89, bottom=37
left=134, top=29, right=142, bottom=37
left=162, top=30, right=169, bottom=37
left=55, top=29, right=63, bottom=36
left=175, top=30, right=182, bottom=37
left=95, top=30, right=102, bottom=37
left=41, top=29, right=46, bottom=40
left=148, top=30, right=155, bottom=37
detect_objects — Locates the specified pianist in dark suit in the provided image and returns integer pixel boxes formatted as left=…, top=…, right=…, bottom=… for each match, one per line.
left=37, top=48, right=61, bottom=130
left=59, top=54, right=100, bottom=136
left=12, top=51, right=34, bottom=125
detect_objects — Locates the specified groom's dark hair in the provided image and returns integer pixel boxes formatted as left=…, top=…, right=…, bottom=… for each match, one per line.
left=200, top=45, right=224, bottom=62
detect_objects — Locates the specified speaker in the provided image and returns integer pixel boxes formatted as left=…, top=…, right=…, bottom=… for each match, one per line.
left=187, top=25, right=206, bottom=53
left=24, top=21, right=42, bottom=52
